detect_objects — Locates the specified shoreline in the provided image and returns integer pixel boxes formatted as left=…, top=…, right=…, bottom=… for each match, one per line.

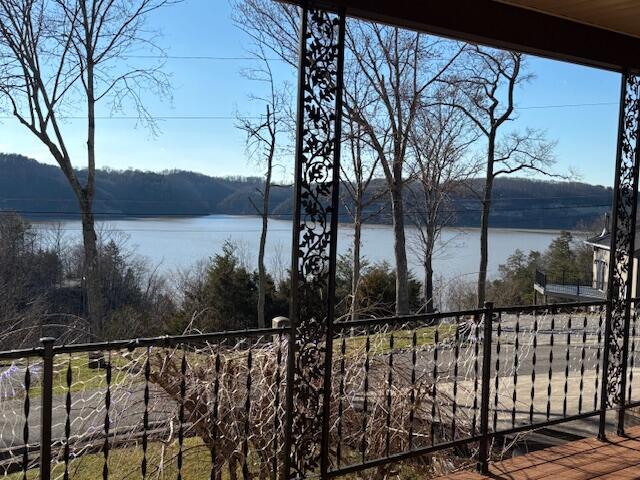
left=25, top=212, right=587, bottom=234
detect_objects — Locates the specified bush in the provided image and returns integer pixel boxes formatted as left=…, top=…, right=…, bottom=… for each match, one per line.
left=176, top=242, right=288, bottom=333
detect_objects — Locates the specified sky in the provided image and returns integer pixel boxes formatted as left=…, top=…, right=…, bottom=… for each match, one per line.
left=0, top=0, right=623, bottom=186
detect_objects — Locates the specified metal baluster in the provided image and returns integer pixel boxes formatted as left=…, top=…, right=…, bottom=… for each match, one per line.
left=272, top=334, right=283, bottom=477
left=547, top=315, right=555, bottom=421
left=385, top=333, right=394, bottom=457
left=103, top=351, right=112, bottom=480
left=39, top=338, right=54, bottom=480
left=210, top=346, right=221, bottom=480
left=478, top=302, right=494, bottom=474
left=361, top=332, right=371, bottom=463
left=563, top=316, right=572, bottom=417
left=142, top=347, right=150, bottom=479
left=579, top=316, right=587, bottom=414
left=177, top=349, right=186, bottom=480
left=336, top=336, right=346, bottom=467
left=493, top=315, right=502, bottom=431
left=431, top=327, right=439, bottom=446
left=22, top=359, right=30, bottom=480
left=512, top=314, right=520, bottom=428
left=408, top=329, right=418, bottom=449
left=628, top=310, right=638, bottom=403
left=530, top=315, right=539, bottom=424
left=594, top=308, right=603, bottom=410
left=64, top=356, right=72, bottom=480
left=452, top=319, right=460, bottom=440
left=242, top=343, right=253, bottom=480
left=472, top=315, right=480, bottom=436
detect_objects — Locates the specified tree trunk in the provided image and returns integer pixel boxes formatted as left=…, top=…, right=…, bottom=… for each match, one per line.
left=257, top=140, right=274, bottom=329
left=82, top=59, right=104, bottom=336
left=257, top=184, right=270, bottom=329
left=80, top=202, right=103, bottom=335
left=351, top=198, right=363, bottom=321
left=390, top=182, right=410, bottom=315
left=477, top=135, right=495, bottom=308
left=424, top=227, right=435, bottom=314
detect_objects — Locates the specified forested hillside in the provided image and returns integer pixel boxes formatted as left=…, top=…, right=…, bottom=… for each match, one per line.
left=0, top=153, right=612, bottom=229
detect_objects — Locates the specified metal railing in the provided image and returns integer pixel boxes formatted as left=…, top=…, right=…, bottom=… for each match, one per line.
left=1, top=299, right=639, bottom=478
left=0, top=327, right=290, bottom=479
left=325, top=300, right=616, bottom=477
left=534, top=269, right=606, bottom=300
left=535, top=269, right=547, bottom=289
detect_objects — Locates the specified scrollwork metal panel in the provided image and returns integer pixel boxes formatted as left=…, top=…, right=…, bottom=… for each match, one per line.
left=283, top=3, right=345, bottom=478
left=603, top=72, right=640, bottom=411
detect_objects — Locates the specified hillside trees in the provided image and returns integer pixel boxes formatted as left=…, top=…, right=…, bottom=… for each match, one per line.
left=0, top=212, right=173, bottom=344
left=0, top=0, right=172, bottom=335
left=489, top=231, right=592, bottom=306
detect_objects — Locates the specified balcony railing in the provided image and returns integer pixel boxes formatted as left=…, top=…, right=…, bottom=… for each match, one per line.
left=0, top=299, right=639, bottom=478
left=534, top=269, right=606, bottom=301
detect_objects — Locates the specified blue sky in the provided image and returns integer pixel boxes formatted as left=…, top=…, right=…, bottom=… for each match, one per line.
left=0, top=0, right=622, bottom=186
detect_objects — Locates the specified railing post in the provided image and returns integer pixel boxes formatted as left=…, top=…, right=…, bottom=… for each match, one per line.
left=599, top=71, right=640, bottom=440
left=477, top=302, right=494, bottom=474
left=39, top=337, right=55, bottom=480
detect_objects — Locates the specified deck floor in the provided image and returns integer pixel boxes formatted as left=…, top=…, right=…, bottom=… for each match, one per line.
left=443, top=426, right=640, bottom=479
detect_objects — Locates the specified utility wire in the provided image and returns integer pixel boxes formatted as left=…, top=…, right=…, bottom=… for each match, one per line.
left=0, top=102, right=618, bottom=121
left=0, top=115, right=260, bottom=120
left=122, top=55, right=285, bottom=61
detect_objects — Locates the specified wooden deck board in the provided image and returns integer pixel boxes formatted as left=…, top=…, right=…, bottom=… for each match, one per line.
left=441, top=426, right=640, bottom=479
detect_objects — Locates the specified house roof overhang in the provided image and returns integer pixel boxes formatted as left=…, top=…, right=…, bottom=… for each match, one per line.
left=282, top=0, right=640, bottom=73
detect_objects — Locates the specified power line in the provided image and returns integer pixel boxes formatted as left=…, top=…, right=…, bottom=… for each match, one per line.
left=517, top=101, right=616, bottom=110
left=0, top=102, right=618, bottom=122
left=0, top=115, right=260, bottom=120
left=122, top=55, right=285, bottom=61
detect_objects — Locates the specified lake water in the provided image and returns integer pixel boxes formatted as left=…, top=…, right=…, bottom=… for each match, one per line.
left=34, top=215, right=570, bottom=283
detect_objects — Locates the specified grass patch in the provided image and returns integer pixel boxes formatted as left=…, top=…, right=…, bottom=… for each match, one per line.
left=9, top=437, right=212, bottom=480
left=9, top=437, right=437, bottom=480
left=340, top=324, right=457, bottom=355
left=2, top=354, right=137, bottom=399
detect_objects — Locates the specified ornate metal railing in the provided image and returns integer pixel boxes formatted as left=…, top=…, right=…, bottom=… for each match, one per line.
left=0, top=327, right=290, bottom=480
left=3, top=299, right=640, bottom=478
left=325, top=300, right=612, bottom=477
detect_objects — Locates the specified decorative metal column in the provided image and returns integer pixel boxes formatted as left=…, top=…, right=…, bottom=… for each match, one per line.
left=599, top=71, right=640, bottom=438
left=282, top=2, right=346, bottom=478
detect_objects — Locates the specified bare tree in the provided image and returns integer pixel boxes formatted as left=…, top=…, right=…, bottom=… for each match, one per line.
left=0, top=0, right=172, bottom=334
left=339, top=71, right=383, bottom=321
left=232, top=1, right=465, bottom=316
left=408, top=100, right=478, bottom=313
left=441, top=47, right=557, bottom=307
left=236, top=43, right=291, bottom=328
left=345, top=23, right=464, bottom=315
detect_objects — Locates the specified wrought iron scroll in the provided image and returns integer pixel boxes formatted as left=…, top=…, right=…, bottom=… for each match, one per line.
left=283, top=3, right=345, bottom=478
left=601, top=72, right=640, bottom=416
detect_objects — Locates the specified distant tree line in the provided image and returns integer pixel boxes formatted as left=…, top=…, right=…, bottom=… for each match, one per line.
left=0, top=154, right=611, bottom=230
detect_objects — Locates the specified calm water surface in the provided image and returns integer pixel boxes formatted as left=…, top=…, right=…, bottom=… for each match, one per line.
left=35, top=215, right=569, bottom=282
